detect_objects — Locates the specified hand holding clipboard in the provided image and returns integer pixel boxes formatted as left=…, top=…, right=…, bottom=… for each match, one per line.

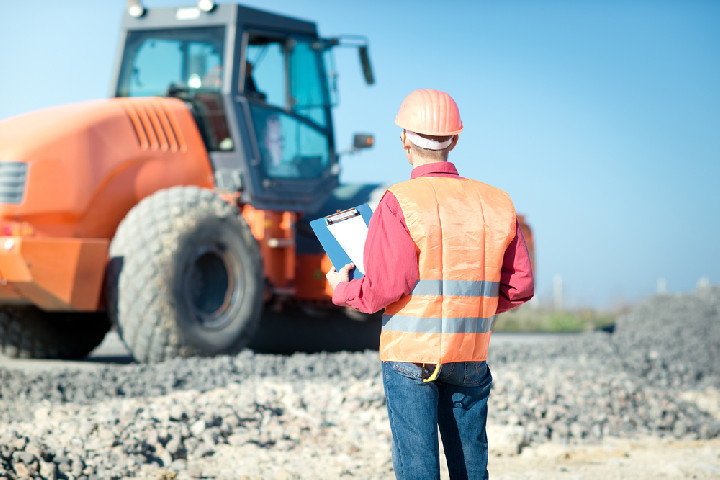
left=310, top=204, right=373, bottom=280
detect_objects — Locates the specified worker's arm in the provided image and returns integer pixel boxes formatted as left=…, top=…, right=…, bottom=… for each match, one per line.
left=329, top=192, right=418, bottom=314
left=496, top=220, right=535, bottom=314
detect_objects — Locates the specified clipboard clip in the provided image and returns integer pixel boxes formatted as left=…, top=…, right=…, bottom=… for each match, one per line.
left=326, top=207, right=360, bottom=225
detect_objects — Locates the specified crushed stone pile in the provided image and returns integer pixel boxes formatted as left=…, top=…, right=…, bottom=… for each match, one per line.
left=0, top=286, right=718, bottom=479
left=612, top=285, right=720, bottom=389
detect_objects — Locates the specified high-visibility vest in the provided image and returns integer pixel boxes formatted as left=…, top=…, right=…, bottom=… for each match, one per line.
left=380, top=176, right=517, bottom=364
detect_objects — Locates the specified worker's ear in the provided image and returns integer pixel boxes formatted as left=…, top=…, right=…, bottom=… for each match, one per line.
left=401, top=131, right=413, bottom=150
left=447, top=135, right=459, bottom=152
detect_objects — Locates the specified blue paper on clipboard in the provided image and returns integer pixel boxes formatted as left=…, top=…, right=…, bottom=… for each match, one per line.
left=310, top=204, right=373, bottom=280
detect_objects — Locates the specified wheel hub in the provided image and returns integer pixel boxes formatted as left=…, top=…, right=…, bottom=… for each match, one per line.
left=184, top=244, right=241, bottom=330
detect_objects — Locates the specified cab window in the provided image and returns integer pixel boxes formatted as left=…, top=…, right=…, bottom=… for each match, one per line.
left=246, top=34, right=331, bottom=180
left=116, top=27, right=225, bottom=97
left=289, top=40, right=326, bottom=128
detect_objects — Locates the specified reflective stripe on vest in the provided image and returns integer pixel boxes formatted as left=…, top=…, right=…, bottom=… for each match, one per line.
left=382, top=313, right=496, bottom=334
left=410, top=279, right=500, bottom=297
left=379, top=176, right=516, bottom=364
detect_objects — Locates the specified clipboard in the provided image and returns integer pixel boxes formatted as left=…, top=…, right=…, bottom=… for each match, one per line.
left=310, top=204, right=373, bottom=280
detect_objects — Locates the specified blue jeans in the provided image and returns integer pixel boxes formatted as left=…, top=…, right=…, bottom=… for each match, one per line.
left=382, top=361, right=492, bottom=480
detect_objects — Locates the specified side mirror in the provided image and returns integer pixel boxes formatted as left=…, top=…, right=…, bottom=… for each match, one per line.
left=337, top=133, right=374, bottom=157
left=321, top=36, right=375, bottom=86
left=353, top=133, right=374, bottom=150
left=358, top=46, right=375, bottom=85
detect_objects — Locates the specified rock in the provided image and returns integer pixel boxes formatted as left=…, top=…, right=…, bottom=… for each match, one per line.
left=166, top=438, right=186, bottom=461
left=154, top=470, right=177, bottom=480
left=39, top=460, right=57, bottom=480
left=13, top=462, right=31, bottom=479
left=189, top=420, right=206, bottom=437
left=11, top=451, right=36, bottom=465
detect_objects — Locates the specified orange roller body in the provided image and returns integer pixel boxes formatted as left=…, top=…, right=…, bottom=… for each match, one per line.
left=0, top=97, right=214, bottom=310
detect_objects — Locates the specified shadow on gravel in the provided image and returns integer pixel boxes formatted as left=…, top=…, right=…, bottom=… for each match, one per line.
left=82, top=307, right=382, bottom=364
left=84, top=354, right=136, bottom=365
left=249, top=307, right=381, bottom=354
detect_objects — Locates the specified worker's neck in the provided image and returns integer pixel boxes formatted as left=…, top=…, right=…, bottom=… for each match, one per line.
left=411, top=157, right=447, bottom=169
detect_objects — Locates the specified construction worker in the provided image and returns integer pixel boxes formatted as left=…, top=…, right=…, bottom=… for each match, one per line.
left=326, top=89, right=534, bottom=480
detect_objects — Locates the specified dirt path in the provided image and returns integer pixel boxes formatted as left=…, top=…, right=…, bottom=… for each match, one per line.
left=487, top=428, right=720, bottom=479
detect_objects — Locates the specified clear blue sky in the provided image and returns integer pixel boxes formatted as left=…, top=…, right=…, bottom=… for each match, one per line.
left=1, top=1, right=718, bottom=309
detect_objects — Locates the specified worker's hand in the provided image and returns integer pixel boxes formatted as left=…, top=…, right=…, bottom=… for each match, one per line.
left=325, top=263, right=355, bottom=290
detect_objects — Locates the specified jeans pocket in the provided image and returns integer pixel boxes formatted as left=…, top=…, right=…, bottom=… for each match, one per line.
left=387, top=361, right=424, bottom=380
left=463, top=362, right=491, bottom=387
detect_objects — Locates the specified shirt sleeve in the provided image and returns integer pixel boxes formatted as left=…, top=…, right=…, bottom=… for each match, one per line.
left=332, top=192, right=419, bottom=314
left=496, top=220, right=535, bottom=314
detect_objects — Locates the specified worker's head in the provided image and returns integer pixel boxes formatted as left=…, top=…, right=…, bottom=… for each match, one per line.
left=395, top=89, right=462, bottom=165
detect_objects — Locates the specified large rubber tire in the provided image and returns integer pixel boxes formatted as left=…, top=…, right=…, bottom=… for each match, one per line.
left=106, top=186, right=263, bottom=363
left=0, top=307, right=110, bottom=360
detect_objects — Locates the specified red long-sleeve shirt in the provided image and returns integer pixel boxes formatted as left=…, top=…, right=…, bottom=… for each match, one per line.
left=332, top=161, right=534, bottom=314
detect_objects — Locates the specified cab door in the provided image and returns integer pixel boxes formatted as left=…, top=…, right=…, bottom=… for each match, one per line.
left=234, top=32, right=338, bottom=213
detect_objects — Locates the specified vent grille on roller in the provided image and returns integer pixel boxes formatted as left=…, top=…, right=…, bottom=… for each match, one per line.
left=0, top=161, right=27, bottom=204
left=122, top=100, right=186, bottom=151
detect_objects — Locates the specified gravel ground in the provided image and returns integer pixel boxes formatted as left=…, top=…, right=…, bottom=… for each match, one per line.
left=0, top=286, right=718, bottom=479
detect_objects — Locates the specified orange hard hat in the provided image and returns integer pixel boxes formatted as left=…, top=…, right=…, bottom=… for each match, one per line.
left=395, top=89, right=463, bottom=136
